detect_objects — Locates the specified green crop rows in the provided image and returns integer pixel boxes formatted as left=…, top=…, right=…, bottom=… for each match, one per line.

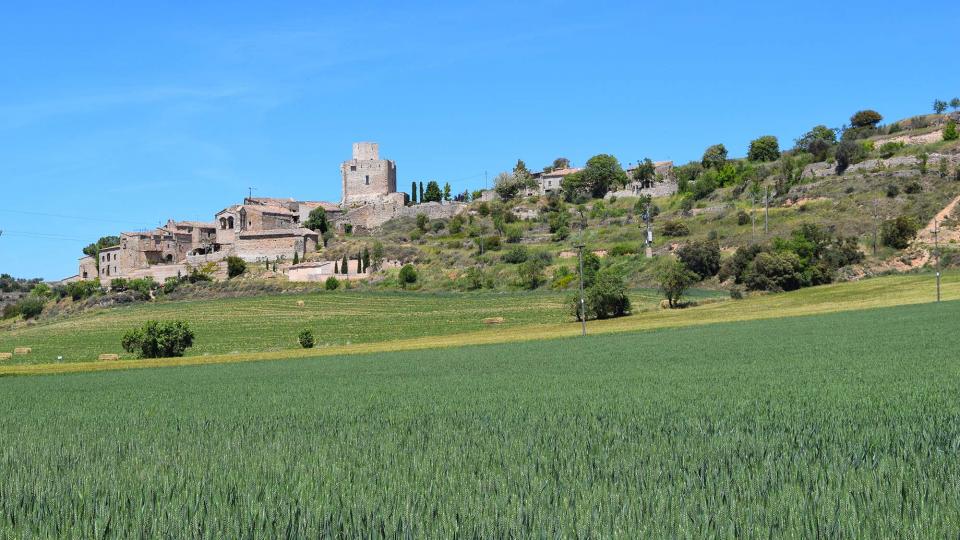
left=2, top=300, right=959, bottom=536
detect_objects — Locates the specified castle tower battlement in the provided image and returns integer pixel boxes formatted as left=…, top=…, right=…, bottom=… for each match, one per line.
left=341, top=141, right=397, bottom=205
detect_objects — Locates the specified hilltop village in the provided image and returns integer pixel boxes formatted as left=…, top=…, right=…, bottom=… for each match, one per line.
left=69, top=142, right=676, bottom=286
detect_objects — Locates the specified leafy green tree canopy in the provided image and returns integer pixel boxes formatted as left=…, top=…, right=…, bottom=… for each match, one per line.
left=747, top=135, right=780, bottom=162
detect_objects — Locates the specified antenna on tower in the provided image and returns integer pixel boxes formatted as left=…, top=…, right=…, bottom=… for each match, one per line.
left=248, top=187, right=256, bottom=199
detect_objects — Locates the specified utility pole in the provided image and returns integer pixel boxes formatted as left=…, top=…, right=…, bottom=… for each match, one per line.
left=751, top=193, right=756, bottom=240
left=872, top=199, right=879, bottom=256
left=644, top=206, right=653, bottom=258
left=935, top=220, right=941, bottom=303
left=576, top=243, right=587, bottom=336
left=763, top=186, right=769, bottom=235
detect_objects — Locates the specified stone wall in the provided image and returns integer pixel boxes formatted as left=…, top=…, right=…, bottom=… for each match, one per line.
left=341, top=198, right=466, bottom=229
left=341, top=142, right=397, bottom=205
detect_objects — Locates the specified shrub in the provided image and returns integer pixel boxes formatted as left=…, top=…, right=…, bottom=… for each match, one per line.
left=676, top=239, right=721, bottom=279
left=226, top=256, right=246, bottom=278
left=656, top=259, right=699, bottom=308
left=518, top=258, right=547, bottom=289
left=416, top=213, right=429, bottom=232
left=743, top=251, right=805, bottom=292
left=661, top=220, right=690, bottom=237
left=944, top=120, right=959, bottom=142
left=608, top=243, right=637, bottom=257
left=298, top=329, right=315, bottom=349
left=881, top=216, right=919, bottom=249
left=835, top=140, right=864, bottom=175
left=343, top=223, right=353, bottom=234
left=325, top=276, right=339, bottom=290
left=904, top=180, right=923, bottom=194
left=121, top=320, right=195, bottom=358
left=737, top=210, right=750, bottom=226
left=449, top=214, right=464, bottom=234
left=504, top=224, right=523, bottom=243
left=747, top=135, right=780, bottom=162
left=878, top=141, right=905, bottom=158
left=398, top=264, right=418, bottom=287
left=502, top=245, right=529, bottom=264
left=462, top=267, right=484, bottom=290
left=16, top=296, right=46, bottom=320
left=572, top=268, right=631, bottom=320
left=64, top=280, right=100, bottom=301
left=479, top=236, right=501, bottom=252
left=886, top=184, right=899, bottom=198
left=303, top=207, right=329, bottom=235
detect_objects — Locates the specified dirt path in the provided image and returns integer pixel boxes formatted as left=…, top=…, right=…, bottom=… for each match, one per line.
left=883, top=193, right=960, bottom=271
left=917, top=193, right=960, bottom=245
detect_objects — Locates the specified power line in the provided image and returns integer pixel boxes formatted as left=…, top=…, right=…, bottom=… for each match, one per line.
left=0, top=208, right=147, bottom=226
left=0, top=229, right=89, bottom=242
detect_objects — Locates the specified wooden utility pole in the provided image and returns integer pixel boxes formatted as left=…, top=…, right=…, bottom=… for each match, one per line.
left=935, top=220, right=941, bottom=303
left=872, top=199, right=879, bottom=256
left=763, top=186, right=769, bottom=235
left=576, top=243, right=587, bottom=336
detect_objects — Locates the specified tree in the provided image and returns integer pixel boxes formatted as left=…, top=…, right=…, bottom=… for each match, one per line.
left=341, top=254, right=348, bottom=274
left=493, top=172, right=523, bottom=200
left=835, top=140, right=862, bottom=175
left=303, top=207, right=329, bottom=236
left=743, top=252, right=805, bottom=292
left=121, top=320, right=195, bottom=358
left=298, top=329, right=315, bottom=348
left=934, top=99, right=948, bottom=114
left=372, top=241, right=385, bottom=270
left=423, top=181, right=443, bottom=202
left=325, top=276, right=339, bottom=290
left=362, top=247, right=371, bottom=271
left=794, top=125, right=837, bottom=155
left=676, top=239, right=721, bottom=279
left=747, top=135, right=780, bottom=162
left=411, top=181, right=418, bottom=204
left=661, top=220, right=690, bottom=237
left=632, top=158, right=656, bottom=188
left=226, top=256, right=246, bottom=278
left=334, top=260, right=339, bottom=274
left=701, top=144, right=728, bottom=169
left=82, top=235, right=120, bottom=269
left=656, top=259, right=699, bottom=308
left=517, top=258, right=546, bottom=289
left=850, top=110, right=882, bottom=128
left=513, top=159, right=531, bottom=178
left=881, top=216, right=919, bottom=249
left=551, top=157, right=570, bottom=171
left=419, top=181, right=424, bottom=203
left=950, top=97, right=960, bottom=111
left=416, top=213, right=429, bottom=232
left=292, top=251, right=299, bottom=265
left=571, top=154, right=628, bottom=199
left=443, top=182, right=451, bottom=201
left=398, top=264, right=418, bottom=287
left=943, top=120, right=959, bottom=142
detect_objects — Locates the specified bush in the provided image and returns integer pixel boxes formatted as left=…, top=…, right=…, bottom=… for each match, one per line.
left=944, top=120, right=959, bottom=142
left=479, top=236, right=501, bottom=252
left=504, top=224, right=523, bottom=243
left=608, top=243, right=637, bottom=257
left=835, top=140, right=864, bottom=175
left=656, top=259, right=699, bottom=308
left=878, top=141, right=905, bottom=158
left=63, top=280, right=100, bottom=301
left=398, top=264, right=418, bottom=287
left=416, top=213, right=429, bottom=232
left=661, top=220, right=690, bottom=237
left=743, top=251, right=805, bottom=292
left=502, top=245, right=529, bottom=264
left=298, top=329, right=315, bottom=349
left=449, top=215, right=464, bottom=234
left=676, top=239, right=721, bottom=279
left=325, top=276, right=339, bottom=290
left=226, top=256, right=246, bottom=278
left=462, top=266, right=484, bottom=290
left=747, top=135, right=780, bottom=162
left=886, top=184, right=899, bottom=198
left=737, top=210, right=750, bottom=226
left=517, top=258, right=547, bottom=289
left=881, top=216, right=919, bottom=249
left=571, top=268, right=631, bottom=320
left=121, top=320, right=195, bottom=358
left=904, top=180, right=923, bottom=194
left=16, top=296, right=45, bottom=320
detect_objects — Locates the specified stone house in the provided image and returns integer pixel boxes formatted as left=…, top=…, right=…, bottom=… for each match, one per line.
left=535, top=167, right=582, bottom=196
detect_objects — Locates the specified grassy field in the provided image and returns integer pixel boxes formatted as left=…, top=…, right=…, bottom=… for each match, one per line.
left=2, top=300, right=959, bottom=536
left=0, top=271, right=955, bottom=376
left=0, top=288, right=722, bottom=364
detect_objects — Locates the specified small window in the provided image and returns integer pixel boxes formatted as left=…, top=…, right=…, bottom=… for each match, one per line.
left=365, top=175, right=370, bottom=185
left=350, top=165, right=357, bottom=171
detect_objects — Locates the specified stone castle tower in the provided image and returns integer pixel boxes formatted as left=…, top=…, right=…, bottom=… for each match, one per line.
left=341, top=142, right=397, bottom=205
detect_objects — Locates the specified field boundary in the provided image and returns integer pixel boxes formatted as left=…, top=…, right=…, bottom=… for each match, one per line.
left=1, top=272, right=956, bottom=377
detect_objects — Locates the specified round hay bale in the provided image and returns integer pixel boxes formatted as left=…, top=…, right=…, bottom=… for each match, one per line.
left=482, top=317, right=505, bottom=324
left=98, top=353, right=120, bottom=361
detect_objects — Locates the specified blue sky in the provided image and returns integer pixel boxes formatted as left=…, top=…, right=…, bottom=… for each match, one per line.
left=2, top=1, right=958, bottom=279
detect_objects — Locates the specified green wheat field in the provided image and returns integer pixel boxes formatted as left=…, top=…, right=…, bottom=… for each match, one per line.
left=1, top=299, right=959, bottom=537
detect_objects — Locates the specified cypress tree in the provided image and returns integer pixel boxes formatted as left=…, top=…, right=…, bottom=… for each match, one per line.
left=419, top=181, right=424, bottom=204
left=362, top=247, right=371, bottom=272
left=334, top=260, right=339, bottom=274
left=356, top=256, right=362, bottom=273
left=293, top=251, right=299, bottom=265
left=341, top=254, right=348, bottom=274
left=411, top=181, right=417, bottom=203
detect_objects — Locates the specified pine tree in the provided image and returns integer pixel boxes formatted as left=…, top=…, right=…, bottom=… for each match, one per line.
left=443, top=182, right=451, bottom=201
left=341, top=254, right=348, bottom=274
left=411, top=181, right=417, bottom=204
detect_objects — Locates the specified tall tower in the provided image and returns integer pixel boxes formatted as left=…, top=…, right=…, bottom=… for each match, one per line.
left=341, top=142, right=397, bottom=205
